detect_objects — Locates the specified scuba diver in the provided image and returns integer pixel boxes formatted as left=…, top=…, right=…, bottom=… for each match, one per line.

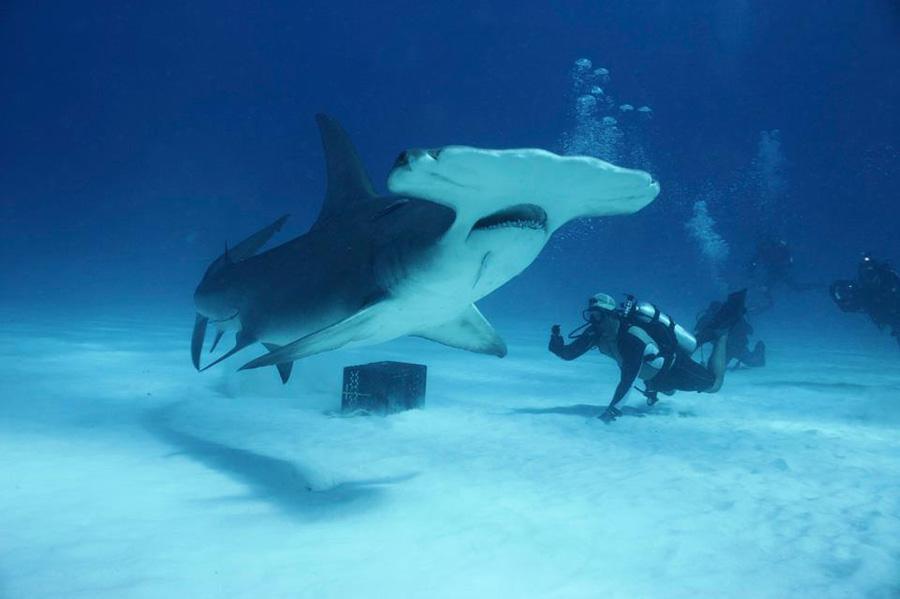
left=830, top=253, right=900, bottom=347
left=696, top=300, right=765, bottom=369
left=548, top=290, right=747, bottom=423
left=748, top=236, right=798, bottom=312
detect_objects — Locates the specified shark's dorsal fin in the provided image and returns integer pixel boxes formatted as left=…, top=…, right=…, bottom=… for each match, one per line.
left=413, top=305, right=507, bottom=357
left=203, top=215, right=289, bottom=280
left=230, top=214, right=289, bottom=262
left=313, top=114, right=376, bottom=229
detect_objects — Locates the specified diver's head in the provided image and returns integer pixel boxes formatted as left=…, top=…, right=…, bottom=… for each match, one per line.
left=588, top=292, right=617, bottom=312
left=830, top=280, right=861, bottom=313
left=584, top=292, right=620, bottom=338
left=858, top=253, right=883, bottom=287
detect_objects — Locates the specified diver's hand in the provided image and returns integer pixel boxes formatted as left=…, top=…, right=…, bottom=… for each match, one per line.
left=599, top=406, right=621, bottom=423
left=551, top=324, right=561, bottom=336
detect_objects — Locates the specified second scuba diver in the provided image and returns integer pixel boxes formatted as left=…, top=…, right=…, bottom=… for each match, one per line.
left=696, top=300, right=765, bottom=369
left=548, top=290, right=747, bottom=422
left=831, top=253, right=900, bottom=348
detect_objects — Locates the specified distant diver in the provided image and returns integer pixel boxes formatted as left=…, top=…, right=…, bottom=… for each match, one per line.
left=830, top=253, right=900, bottom=348
left=747, top=235, right=818, bottom=312
left=548, top=290, right=748, bottom=423
left=748, top=235, right=792, bottom=311
left=695, top=300, right=765, bottom=369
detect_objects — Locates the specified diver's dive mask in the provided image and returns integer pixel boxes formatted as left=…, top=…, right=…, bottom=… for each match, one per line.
left=571, top=292, right=619, bottom=338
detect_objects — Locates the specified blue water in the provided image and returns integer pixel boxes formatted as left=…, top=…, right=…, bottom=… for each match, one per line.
left=1, top=2, right=899, bottom=597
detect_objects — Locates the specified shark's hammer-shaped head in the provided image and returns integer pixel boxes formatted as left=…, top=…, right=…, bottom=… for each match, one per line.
left=386, top=145, right=660, bottom=296
left=387, top=146, right=659, bottom=236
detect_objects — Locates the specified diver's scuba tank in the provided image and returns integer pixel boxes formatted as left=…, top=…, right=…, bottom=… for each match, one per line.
left=621, top=294, right=697, bottom=355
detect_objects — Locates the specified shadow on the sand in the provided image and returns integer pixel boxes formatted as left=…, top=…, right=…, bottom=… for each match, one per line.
left=754, top=380, right=900, bottom=393
left=142, top=403, right=416, bottom=520
left=511, top=403, right=600, bottom=417
left=510, top=404, right=677, bottom=418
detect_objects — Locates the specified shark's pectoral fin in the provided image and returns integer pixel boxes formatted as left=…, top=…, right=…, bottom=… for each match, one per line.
left=263, top=343, right=294, bottom=384
left=413, top=305, right=507, bottom=357
left=200, top=330, right=256, bottom=372
left=240, top=305, right=381, bottom=371
left=191, top=314, right=209, bottom=370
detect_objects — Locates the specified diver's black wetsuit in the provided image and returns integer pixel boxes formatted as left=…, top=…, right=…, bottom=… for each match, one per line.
left=749, top=237, right=817, bottom=312
left=549, top=325, right=650, bottom=408
left=751, top=238, right=793, bottom=286
left=549, top=320, right=716, bottom=411
left=832, top=255, right=900, bottom=347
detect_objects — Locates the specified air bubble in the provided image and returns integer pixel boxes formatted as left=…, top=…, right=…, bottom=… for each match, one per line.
left=574, top=58, right=593, bottom=71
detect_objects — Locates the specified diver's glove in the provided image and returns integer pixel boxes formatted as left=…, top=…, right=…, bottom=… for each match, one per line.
left=599, top=406, right=622, bottom=423
left=548, top=324, right=564, bottom=355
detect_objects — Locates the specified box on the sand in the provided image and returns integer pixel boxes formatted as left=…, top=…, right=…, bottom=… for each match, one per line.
left=341, top=361, right=427, bottom=414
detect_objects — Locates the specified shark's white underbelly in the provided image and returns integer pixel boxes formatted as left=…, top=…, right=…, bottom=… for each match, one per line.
left=352, top=237, right=546, bottom=346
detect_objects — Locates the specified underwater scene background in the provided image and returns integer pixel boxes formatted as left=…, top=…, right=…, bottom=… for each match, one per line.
left=1, top=2, right=899, bottom=597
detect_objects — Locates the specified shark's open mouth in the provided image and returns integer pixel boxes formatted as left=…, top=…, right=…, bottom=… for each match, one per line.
left=210, top=310, right=240, bottom=324
left=471, top=204, right=548, bottom=233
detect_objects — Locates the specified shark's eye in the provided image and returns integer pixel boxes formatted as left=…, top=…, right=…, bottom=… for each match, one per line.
left=427, top=148, right=442, bottom=160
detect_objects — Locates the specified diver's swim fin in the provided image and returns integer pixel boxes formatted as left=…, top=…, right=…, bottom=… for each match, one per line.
left=718, top=289, right=748, bottom=329
left=747, top=340, right=766, bottom=367
left=696, top=289, right=747, bottom=344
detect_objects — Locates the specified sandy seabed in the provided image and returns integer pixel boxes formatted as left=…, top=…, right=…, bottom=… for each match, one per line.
left=1, top=316, right=899, bottom=598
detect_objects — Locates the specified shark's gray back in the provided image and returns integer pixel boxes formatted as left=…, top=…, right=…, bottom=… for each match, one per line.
left=230, top=196, right=454, bottom=343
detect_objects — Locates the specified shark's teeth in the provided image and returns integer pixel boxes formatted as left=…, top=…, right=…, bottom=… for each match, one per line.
left=481, top=219, right=544, bottom=231
left=472, top=204, right=548, bottom=233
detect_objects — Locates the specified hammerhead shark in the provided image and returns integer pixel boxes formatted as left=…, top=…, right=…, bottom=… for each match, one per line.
left=191, top=114, right=659, bottom=382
